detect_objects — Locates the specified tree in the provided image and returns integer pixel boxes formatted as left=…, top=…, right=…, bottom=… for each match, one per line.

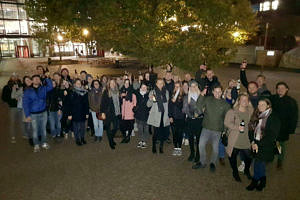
left=26, top=0, right=258, bottom=70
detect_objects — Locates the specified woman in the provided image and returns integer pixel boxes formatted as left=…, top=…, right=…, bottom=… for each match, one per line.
left=47, top=80, right=62, bottom=138
left=60, top=80, right=73, bottom=138
left=169, top=81, right=185, bottom=156
left=147, top=79, right=170, bottom=154
left=224, top=93, right=253, bottom=182
left=67, top=79, right=89, bottom=146
left=100, top=75, right=108, bottom=89
left=135, top=83, right=150, bottom=149
left=101, top=79, right=121, bottom=149
left=120, top=79, right=136, bottom=143
left=182, top=80, right=203, bottom=162
left=89, top=80, right=105, bottom=142
left=246, top=98, right=280, bottom=191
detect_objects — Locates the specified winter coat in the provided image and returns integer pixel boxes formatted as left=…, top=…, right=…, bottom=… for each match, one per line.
left=23, top=79, right=53, bottom=117
left=182, top=95, right=203, bottom=119
left=169, top=97, right=185, bottom=120
left=100, top=90, right=121, bottom=125
left=66, top=90, right=89, bottom=122
left=11, top=87, right=23, bottom=109
left=121, top=93, right=136, bottom=120
left=47, top=87, right=62, bottom=112
left=147, top=90, right=170, bottom=127
left=164, top=79, right=174, bottom=97
left=134, top=92, right=150, bottom=122
left=88, top=88, right=103, bottom=113
left=270, top=94, right=298, bottom=141
left=2, top=85, right=17, bottom=107
left=198, top=76, right=220, bottom=96
left=249, top=112, right=281, bottom=162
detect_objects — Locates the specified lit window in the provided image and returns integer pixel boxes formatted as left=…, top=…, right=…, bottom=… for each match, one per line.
left=263, top=1, right=271, bottom=11
left=272, top=0, right=279, bottom=10
left=259, top=3, right=264, bottom=11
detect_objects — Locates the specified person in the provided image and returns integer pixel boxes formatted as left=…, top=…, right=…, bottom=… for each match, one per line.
left=184, top=73, right=193, bottom=83
left=135, top=83, right=150, bottom=148
left=80, top=71, right=88, bottom=87
left=195, top=64, right=207, bottom=84
left=148, top=64, right=158, bottom=86
left=86, top=74, right=93, bottom=90
left=169, top=81, right=185, bottom=156
left=101, top=79, right=121, bottom=149
left=223, top=79, right=239, bottom=107
left=133, top=74, right=144, bottom=91
left=198, top=68, right=220, bottom=96
left=60, top=80, right=73, bottom=138
left=181, top=81, right=190, bottom=146
left=164, top=71, right=174, bottom=97
left=147, top=79, right=170, bottom=154
left=88, top=80, right=105, bottom=142
left=193, top=85, right=231, bottom=172
left=47, top=80, right=62, bottom=138
left=100, top=75, right=108, bottom=89
left=224, top=93, right=253, bottom=182
left=23, top=75, right=53, bottom=152
left=183, top=80, right=203, bottom=162
left=247, top=98, right=280, bottom=191
left=61, top=68, right=73, bottom=84
left=269, top=82, right=298, bottom=169
left=120, top=79, right=136, bottom=143
left=67, top=79, right=89, bottom=146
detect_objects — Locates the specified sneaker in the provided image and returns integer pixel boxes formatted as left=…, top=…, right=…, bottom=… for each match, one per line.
left=71, top=132, right=74, bottom=138
left=184, top=139, right=189, bottom=146
left=209, top=163, right=216, bottom=172
left=238, top=161, right=245, bottom=173
left=41, top=143, right=50, bottom=150
left=172, top=148, right=178, bottom=156
left=141, top=142, right=147, bottom=149
left=192, top=162, right=206, bottom=169
left=33, top=145, right=40, bottom=153
left=137, top=141, right=142, bottom=148
left=177, top=148, right=182, bottom=156
left=11, top=137, right=16, bottom=144
left=64, top=134, right=68, bottom=139
left=131, top=130, right=135, bottom=137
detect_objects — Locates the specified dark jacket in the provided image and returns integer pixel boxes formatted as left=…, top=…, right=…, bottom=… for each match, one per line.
left=249, top=112, right=281, bottom=162
left=169, top=98, right=185, bottom=120
left=240, top=70, right=271, bottom=96
left=195, top=69, right=205, bottom=84
left=100, top=90, right=121, bottom=125
left=134, top=92, right=150, bottom=122
left=199, top=76, right=220, bottom=96
left=23, top=79, right=53, bottom=117
left=67, top=91, right=89, bottom=122
left=47, top=87, right=62, bottom=112
left=61, top=88, right=72, bottom=114
left=270, top=94, right=298, bottom=141
left=164, top=79, right=174, bottom=97
left=2, top=84, right=17, bottom=107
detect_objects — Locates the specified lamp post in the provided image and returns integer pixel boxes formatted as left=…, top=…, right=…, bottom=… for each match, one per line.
left=57, top=35, right=63, bottom=61
left=83, top=29, right=89, bottom=63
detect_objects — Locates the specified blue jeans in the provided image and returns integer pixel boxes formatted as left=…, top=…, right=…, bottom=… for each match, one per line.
left=73, top=121, right=86, bottom=140
left=219, top=139, right=225, bottom=159
left=91, top=111, right=103, bottom=137
left=199, top=128, right=221, bottom=165
left=49, top=111, right=62, bottom=137
left=253, top=160, right=266, bottom=180
left=31, top=111, right=48, bottom=145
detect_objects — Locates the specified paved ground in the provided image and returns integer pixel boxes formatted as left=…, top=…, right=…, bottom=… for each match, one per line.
left=0, top=58, right=299, bottom=200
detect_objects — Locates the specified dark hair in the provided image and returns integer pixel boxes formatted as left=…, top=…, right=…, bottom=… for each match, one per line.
left=53, top=72, right=61, bottom=77
left=182, top=80, right=189, bottom=86
left=80, top=71, right=87, bottom=75
left=22, top=76, right=32, bottom=89
left=212, top=84, right=223, bottom=91
left=257, top=74, right=266, bottom=80
left=36, top=65, right=45, bottom=74
left=74, top=78, right=82, bottom=85
left=91, top=79, right=101, bottom=88
left=248, top=81, right=258, bottom=88
left=206, top=67, right=213, bottom=72
left=276, top=81, right=289, bottom=90
left=32, top=74, right=41, bottom=80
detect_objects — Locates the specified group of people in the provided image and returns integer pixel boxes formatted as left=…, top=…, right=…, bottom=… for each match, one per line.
left=1, top=61, right=298, bottom=192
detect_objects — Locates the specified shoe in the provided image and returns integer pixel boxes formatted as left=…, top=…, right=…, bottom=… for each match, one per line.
left=159, top=146, right=164, bottom=154
left=184, top=139, right=189, bottom=146
left=64, top=134, right=68, bottom=139
left=194, top=154, right=200, bottom=163
left=219, top=158, right=225, bottom=166
left=238, top=161, right=245, bottom=172
left=76, top=140, right=82, bottom=146
left=177, top=148, right=182, bottom=156
left=33, top=145, right=40, bottom=153
left=81, top=138, right=87, bottom=145
left=209, top=163, right=216, bottom=172
left=246, top=179, right=258, bottom=191
left=192, top=162, right=206, bottom=169
left=188, top=153, right=195, bottom=162
left=137, top=141, right=142, bottom=148
left=141, top=142, right=147, bottom=149
left=256, top=177, right=266, bottom=191
left=94, top=136, right=98, bottom=142
left=71, top=132, right=75, bottom=138
left=172, top=148, right=178, bottom=156
left=131, top=130, right=135, bottom=137
left=277, top=160, right=283, bottom=170
left=11, top=137, right=16, bottom=144
left=41, top=143, right=50, bottom=150
left=99, top=136, right=102, bottom=142
left=244, top=169, right=252, bottom=180
left=233, top=172, right=242, bottom=182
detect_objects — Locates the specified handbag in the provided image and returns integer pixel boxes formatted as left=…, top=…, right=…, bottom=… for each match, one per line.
left=221, top=128, right=229, bottom=147
left=96, top=112, right=105, bottom=120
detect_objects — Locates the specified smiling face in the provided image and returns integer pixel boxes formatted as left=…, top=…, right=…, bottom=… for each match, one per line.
left=32, top=76, right=41, bottom=87
left=93, top=81, right=100, bottom=89
left=258, top=100, right=269, bottom=112
left=75, top=80, right=82, bottom=88
left=109, top=80, right=116, bottom=90
left=248, top=83, right=258, bottom=95
left=277, top=84, right=288, bottom=97
left=239, top=95, right=249, bottom=108
left=213, top=87, right=222, bottom=99
left=140, top=84, right=147, bottom=93
left=24, top=77, right=32, bottom=87
left=189, top=83, right=198, bottom=93
left=124, top=80, right=130, bottom=88
left=156, top=79, right=164, bottom=90
left=206, top=70, right=214, bottom=80
left=174, top=83, right=181, bottom=92
left=87, top=76, right=93, bottom=84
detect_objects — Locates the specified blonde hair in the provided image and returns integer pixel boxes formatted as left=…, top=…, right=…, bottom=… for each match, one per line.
left=233, top=93, right=253, bottom=113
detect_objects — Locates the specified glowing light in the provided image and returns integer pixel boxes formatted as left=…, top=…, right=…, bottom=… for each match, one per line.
left=57, top=35, right=63, bottom=41
left=83, top=29, right=89, bottom=36
left=232, top=31, right=241, bottom=38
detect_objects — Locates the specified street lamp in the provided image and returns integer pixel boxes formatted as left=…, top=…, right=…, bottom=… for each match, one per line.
left=83, top=29, right=89, bottom=36
left=57, top=35, right=63, bottom=61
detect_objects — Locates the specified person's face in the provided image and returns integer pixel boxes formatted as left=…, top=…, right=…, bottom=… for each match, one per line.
left=102, top=76, right=108, bottom=83
left=32, top=77, right=41, bottom=86
left=140, top=85, right=147, bottom=93
left=110, top=80, right=116, bottom=89
left=190, top=83, right=198, bottom=93
left=174, top=83, right=181, bottom=91
left=239, top=96, right=249, bottom=108
left=228, top=80, right=236, bottom=88
left=87, top=77, right=93, bottom=84
left=167, top=65, right=172, bottom=71
left=25, top=78, right=32, bottom=87
left=53, top=74, right=61, bottom=82
left=93, top=81, right=100, bottom=89
left=173, top=76, right=179, bottom=82
left=277, top=85, right=288, bottom=97
left=226, top=89, right=232, bottom=99
left=183, top=83, right=189, bottom=93
left=165, top=73, right=172, bottom=81
left=206, top=70, right=214, bottom=80
left=138, top=75, right=143, bottom=81
left=11, top=76, right=17, bottom=82
left=258, top=101, right=269, bottom=112
left=123, top=75, right=128, bottom=80
left=156, top=80, right=164, bottom=90
left=52, top=81, right=56, bottom=88
left=37, top=67, right=44, bottom=75
left=80, top=73, right=86, bottom=80
left=256, top=77, right=265, bottom=88
left=248, top=83, right=258, bottom=95
left=213, top=87, right=222, bottom=99
left=185, top=74, right=191, bottom=81
left=61, top=70, right=68, bottom=77
left=75, top=80, right=82, bottom=88
left=145, top=73, right=150, bottom=81
left=124, top=80, right=130, bottom=88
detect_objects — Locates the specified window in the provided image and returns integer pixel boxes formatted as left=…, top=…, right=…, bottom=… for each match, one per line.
left=0, top=20, right=5, bottom=34
left=18, top=6, right=26, bottom=19
left=263, top=1, right=271, bottom=11
left=20, top=20, right=28, bottom=34
left=272, top=0, right=279, bottom=10
left=5, top=20, right=20, bottom=34
left=2, top=3, right=18, bottom=19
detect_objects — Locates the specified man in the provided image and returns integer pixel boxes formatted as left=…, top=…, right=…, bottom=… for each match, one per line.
left=184, top=73, right=193, bottom=83
left=164, top=71, right=174, bottom=98
left=270, top=82, right=298, bottom=169
left=198, top=68, right=220, bottom=96
left=23, top=75, right=53, bottom=152
left=195, top=64, right=207, bottom=84
left=193, top=85, right=230, bottom=172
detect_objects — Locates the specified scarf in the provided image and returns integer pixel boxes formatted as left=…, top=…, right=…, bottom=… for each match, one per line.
left=73, top=86, right=87, bottom=96
left=154, top=86, right=167, bottom=113
left=140, top=90, right=146, bottom=96
left=254, top=109, right=271, bottom=141
left=188, top=91, right=199, bottom=104
left=110, top=89, right=120, bottom=116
